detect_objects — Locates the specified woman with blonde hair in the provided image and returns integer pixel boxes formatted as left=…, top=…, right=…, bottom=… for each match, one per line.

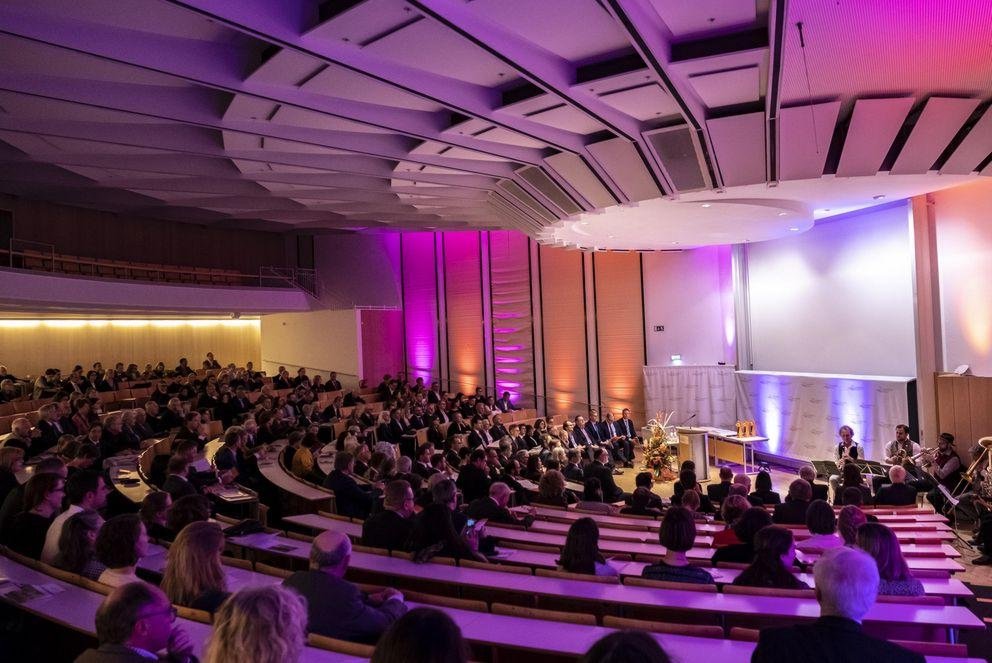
left=160, top=521, right=229, bottom=612
left=205, top=585, right=308, bottom=663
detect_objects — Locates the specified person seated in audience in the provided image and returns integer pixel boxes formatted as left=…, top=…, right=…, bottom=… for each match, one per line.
left=678, top=488, right=710, bottom=520
left=750, top=469, right=782, bottom=505
left=857, top=522, right=924, bottom=597
left=584, top=448, right=626, bottom=502
left=165, top=494, right=211, bottom=541
left=173, top=411, right=208, bottom=449
left=835, top=463, right=872, bottom=506
left=797, top=464, right=830, bottom=502
left=713, top=495, right=750, bottom=546
left=161, top=521, right=230, bottom=612
left=413, top=442, right=438, bottom=479
left=362, top=480, right=416, bottom=551
left=160, top=398, right=186, bottom=431
left=323, top=451, right=377, bottom=519
left=796, top=499, right=844, bottom=551
left=71, top=398, right=94, bottom=436
left=143, top=401, right=166, bottom=434
left=670, top=468, right=715, bottom=513
left=34, top=402, right=68, bottom=456
left=41, top=469, right=108, bottom=564
left=561, top=449, right=584, bottom=482
left=4, top=473, right=65, bottom=558
left=353, top=443, right=374, bottom=478
left=581, top=630, right=672, bottom=663
left=101, top=413, right=137, bottom=458
left=752, top=546, right=924, bottom=663
left=162, top=456, right=199, bottom=501
left=119, top=410, right=143, bottom=450
left=96, top=514, right=150, bottom=588
left=409, top=501, right=487, bottom=563
left=203, top=585, right=306, bottom=663
left=641, top=506, right=715, bottom=584
left=0, top=417, right=33, bottom=453
left=139, top=491, right=173, bottom=541
left=706, top=465, right=735, bottom=504
left=837, top=504, right=868, bottom=546
left=532, top=469, right=574, bottom=507
left=711, top=506, right=774, bottom=565
left=629, top=472, right=665, bottom=510
left=465, top=481, right=533, bottom=526
left=732, top=525, right=809, bottom=590
left=456, top=447, right=492, bottom=504
left=75, top=582, right=196, bottom=663
left=53, top=509, right=106, bottom=580
left=283, top=530, right=407, bottom=643
left=873, top=465, right=918, bottom=506
left=371, top=606, right=469, bottom=663
left=0, top=446, right=25, bottom=507
left=576, top=477, right=619, bottom=515
left=0, top=456, right=66, bottom=536
left=620, top=486, right=664, bottom=517
left=773, top=478, right=812, bottom=525
left=558, top=517, right=618, bottom=577
left=174, top=357, right=194, bottom=377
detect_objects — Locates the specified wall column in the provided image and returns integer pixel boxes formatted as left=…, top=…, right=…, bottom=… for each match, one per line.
left=910, top=194, right=943, bottom=442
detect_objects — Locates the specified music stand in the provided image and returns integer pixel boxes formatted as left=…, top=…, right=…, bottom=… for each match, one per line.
left=811, top=459, right=839, bottom=480
left=937, top=484, right=975, bottom=548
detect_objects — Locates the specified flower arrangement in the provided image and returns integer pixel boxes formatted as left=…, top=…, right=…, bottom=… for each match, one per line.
left=642, top=410, right=678, bottom=480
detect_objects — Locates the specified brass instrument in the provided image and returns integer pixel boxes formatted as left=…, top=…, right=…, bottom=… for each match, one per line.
left=912, top=446, right=938, bottom=465
left=968, top=438, right=992, bottom=511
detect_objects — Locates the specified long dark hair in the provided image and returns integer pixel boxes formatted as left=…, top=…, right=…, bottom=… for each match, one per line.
left=409, top=503, right=473, bottom=561
left=371, top=607, right=468, bottom=663
left=54, top=509, right=102, bottom=573
left=742, top=526, right=797, bottom=586
left=558, top=517, right=604, bottom=575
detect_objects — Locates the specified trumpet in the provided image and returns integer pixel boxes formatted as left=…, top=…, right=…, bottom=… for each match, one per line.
left=912, top=446, right=938, bottom=464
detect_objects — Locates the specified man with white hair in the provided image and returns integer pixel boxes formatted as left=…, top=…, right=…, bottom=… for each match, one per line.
left=752, top=547, right=924, bottom=662
left=465, top=481, right=534, bottom=526
left=874, top=465, right=918, bottom=507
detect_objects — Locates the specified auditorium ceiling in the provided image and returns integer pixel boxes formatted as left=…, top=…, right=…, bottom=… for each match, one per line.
left=0, top=0, right=989, bottom=248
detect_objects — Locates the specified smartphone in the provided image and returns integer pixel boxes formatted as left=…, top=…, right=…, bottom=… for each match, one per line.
left=465, top=518, right=476, bottom=529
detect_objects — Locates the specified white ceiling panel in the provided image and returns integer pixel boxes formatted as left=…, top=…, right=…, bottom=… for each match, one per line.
left=942, top=106, right=992, bottom=175
left=689, top=65, right=760, bottom=108
left=522, top=105, right=605, bottom=135
left=777, top=101, right=841, bottom=181
left=648, top=0, right=758, bottom=39
left=707, top=112, right=766, bottom=187
left=890, top=97, right=980, bottom=174
left=598, top=84, right=681, bottom=121
left=837, top=97, right=915, bottom=177
left=587, top=137, right=662, bottom=202
left=544, top=152, right=616, bottom=209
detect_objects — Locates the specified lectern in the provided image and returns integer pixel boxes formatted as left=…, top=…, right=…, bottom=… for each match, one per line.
left=677, top=427, right=710, bottom=483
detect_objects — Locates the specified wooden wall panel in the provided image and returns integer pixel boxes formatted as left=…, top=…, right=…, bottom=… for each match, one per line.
left=400, top=234, right=440, bottom=384
left=489, top=231, right=535, bottom=408
left=594, top=252, right=646, bottom=421
left=935, top=374, right=992, bottom=456
left=443, top=233, right=485, bottom=394
left=540, top=246, right=588, bottom=417
left=359, top=309, right=404, bottom=383
left=0, top=321, right=260, bottom=377
left=5, top=196, right=286, bottom=274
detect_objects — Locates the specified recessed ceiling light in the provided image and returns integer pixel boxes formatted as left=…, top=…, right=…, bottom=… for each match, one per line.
left=777, top=212, right=788, bottom=216
left=701, top=203, right=711, bottom=208
left=789, top=227, right=800, bottom=232
left=873, top=194, right=886, bottom=200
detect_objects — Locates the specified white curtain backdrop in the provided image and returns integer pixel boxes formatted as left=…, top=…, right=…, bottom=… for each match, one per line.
left=643, top=365, right=737, bottom=429
left=735, top=371, right=912, bottom=461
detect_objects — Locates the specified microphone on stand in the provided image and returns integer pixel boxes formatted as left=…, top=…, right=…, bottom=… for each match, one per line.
left=677, top=413, right=697, bottom=427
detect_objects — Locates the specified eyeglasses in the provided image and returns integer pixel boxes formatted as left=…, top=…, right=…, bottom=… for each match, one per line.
left=138, top=606, right=178, bottom=622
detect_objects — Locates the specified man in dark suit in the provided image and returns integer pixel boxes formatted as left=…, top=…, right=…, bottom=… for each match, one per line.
left=800, top=465, right=831, bottom=501
left=412, top=443, right=439, bottom=480
left=456, top=448, right=492, bottom=503
left=562, top=449, right=584, bottom=483
left=773, top=478, right=813, bottom=525
left=161, top=456, right=198, bottom=501
left=614, top=408, right=638, bottom=467
left=598, top=412, right=629, bottom=467
left=583, top=449, right=625, bottom=502
left=572, top=416, right=597, bottom=460
left=446, top=412, right=471, bottom=440
left=874, top=466, right=918, bottom=506
left=427, top=382, right=442, bottom=404
left=706, top=465, right=735, bottom=505
left=74, top=583, right=197, bottom=663
left=628, top=471, right=665, bottom=511
left=32, top=403, right=65, bottom=457
left=753, top=547, right=924, bottom=663
left=361, top=480, right=416, bottom=551
left=466, top=482, right=534, bottom=526
left=494, top=391, right=517, bottom=413
left=323, top=451, right=377, bottom=519
left=489, top=414, right=509, bottom=441
left=284, top=531, right=407, bottom=644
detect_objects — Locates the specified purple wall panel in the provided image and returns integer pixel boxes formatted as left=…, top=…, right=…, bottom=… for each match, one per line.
left=400, top=233, right=440, bottom=384
left=489, top=231, right=536, bottom=406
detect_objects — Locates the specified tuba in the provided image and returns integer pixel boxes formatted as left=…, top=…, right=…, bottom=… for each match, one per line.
left=962, top=437, right=992, bottom=507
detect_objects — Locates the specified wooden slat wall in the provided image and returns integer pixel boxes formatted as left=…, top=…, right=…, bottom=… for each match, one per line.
left=540, top=246, right=588, bottom=417
left=594, top=252, right=646, bottom=420
left=489, top=231, right=536, bottom=407
left=935, top=374, right=992, bottom=451
left=443, top=233, right=485, bottom=395
left=400, top=233, right=440, bottom=384
left=0, top=322, right=261, bottom=377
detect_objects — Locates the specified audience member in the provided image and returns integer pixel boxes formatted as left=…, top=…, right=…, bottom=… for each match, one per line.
left=465, top=482, right=533, bottom=526
left=53, top=509, right=106, bottom=580
left=620, top=487, right=663, bottom=517
left=583, top=448, right=625, bottom=502
left=732, top=526, right=809, bottom=590
left=0, top=446, right=25, bottom=507
left=750, top=470, right=781, bottom=505
left=671, top=469, right=715, bottom=513
left=283, top=530, right=407, bottom=643
left=371, top=607, right=469, bottom=663
left=74, top=583, right=196, bottom=663
left=166, top=494, right=211, bottom=539
left=712, top=495, right=749, bottom=546
left=581, top=630, right=672, bottom=663
left=706, top=465, right=734, bottom=504
left=534, top=469, right=574, bottom=507
left=42, top=470, right=108, bottom=564
left=455, top=448, right=491, bottom=504
left=711, top=507, right=773, bottom=565
left=205, top=586, right=307, bottom=663
left=409, top=502, right=486, bottom=563
left=836, top=463, right=872, bottom=506
left=0, top=456, right=66, bottom=535
left=857, top=522, right=925, bottom=597
left=162, top=456, right=198, bottom=501
left=5, top=472, right=65, bottom=558
left=874, top=466, right=918, bottom=507
left=139, top=491, right=174, bottom=540
left=641, top=506, right=714, bottom=584
left=361, top=480, right=416, bottom=551
left=161, top=521, right=230, bottom=612
left=796, top=499, right=843, bottom=551
left=798, top=464, right=830, bottom=502
left=576, top=477, right=619, bottom=515
left=557, top=517, right=618, bottom=577
left=752, top=547, right=924, bottom=662
left=772, top=479, right=812, bottom=525
left=95, top=514, right=149, bottom=588
left=323, top=451, right=377, bottom=519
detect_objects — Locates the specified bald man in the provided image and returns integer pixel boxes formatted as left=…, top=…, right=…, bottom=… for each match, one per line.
left=874, top=466, right=918, bottom=507
left=282, top=530, right=407, bottom=644
left=465, top=481, right=534, bottom=526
